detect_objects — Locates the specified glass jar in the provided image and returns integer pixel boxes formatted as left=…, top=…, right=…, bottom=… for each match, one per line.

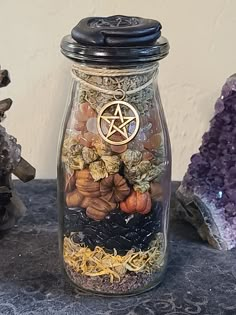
left=57, top=15, right=171, bottom=295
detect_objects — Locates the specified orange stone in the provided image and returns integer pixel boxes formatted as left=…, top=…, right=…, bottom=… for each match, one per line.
left=144, top=133, right=161, bottom=151
left=77, top=135, right=92, bottom=147
left=75, top=109, right=87, bottom=122
left=74, top=102, right=96, bottom=124
left=109, top=133, right=127, bottom=153
left=80, top=102, right=96, bottom=118
left=74, top=121, right=86, bottom=132
left=84, top=132, right=100, bottom=143
left=142, top=151, right=154, bottom=161
left=111, top=144, right=127, bottom=153
left=109, top=132, right=125, bottom=142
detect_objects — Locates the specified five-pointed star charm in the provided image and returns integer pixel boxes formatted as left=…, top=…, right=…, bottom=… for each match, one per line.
left=101, top=103, right=135, bottom=140
left=97, top=100, right=140, bottom=145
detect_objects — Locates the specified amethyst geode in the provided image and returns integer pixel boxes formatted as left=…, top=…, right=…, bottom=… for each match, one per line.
left=176, top=74, right=236, bottom=250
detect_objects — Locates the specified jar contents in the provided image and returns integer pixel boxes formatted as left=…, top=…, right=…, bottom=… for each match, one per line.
left=60, top=65, right=169, bottom=294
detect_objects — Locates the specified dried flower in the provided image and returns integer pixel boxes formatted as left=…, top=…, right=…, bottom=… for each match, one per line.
left=70, top=143, right=83, bottom=156
left=92, top=138, right=112, bottom=156
left=82, top=147, right=98, bottom=164
left=121, top=149, right=142, bottom=169
left=124, top=161, right=151, bottom=184
left=64, top=233, right=164, bottom=283
left=145, top=163, right=165, bottom=182
left=69, top=155, right=85, bottom=170
left=137, top=160, right=152, bottom=175
left=89, top=161, right=108, bottom=181
left=133, top=181, right=150, bottom=193
left=101, top=155, right=120, bottom=174
left=124, top=160, right=165, bottom=192
left=62, top=137, right=84, bottom=170
left=63, top=137, right=82, bottom=156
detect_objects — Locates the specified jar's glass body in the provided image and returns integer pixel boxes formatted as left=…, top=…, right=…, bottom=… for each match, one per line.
left=57, top=62, right=171, bottom=295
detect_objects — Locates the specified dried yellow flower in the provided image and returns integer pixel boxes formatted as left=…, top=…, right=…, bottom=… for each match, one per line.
left=69, top=155, right=85, bottom=170
left=82, top=147, right=98, bottom=164
left=121, top=149, right=142, bottom=169
left=124, top=161, right=165, bottom=192
left=124, top=161, right=151, bottom=184
left=89, top=160, right=108, bottom=181
left=137, top=160, right=152, bottom=175
left=70, top=143, right=83, bottom=156
left=92, top=139, right=112, bottom=156
left=133, top=181, right=150, bottom=193
left=62, top=137, right=84, bottom=171
left=64, top=233, right=164, bottom=283
left=63, top=137, right=83, bottom=156
left=145, top=163, right=165, bottom=182
left=101, top=155, right=120, bottom=174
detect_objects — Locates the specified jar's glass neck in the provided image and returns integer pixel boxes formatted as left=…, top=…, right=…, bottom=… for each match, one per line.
left=71, top=62, right=159, bottom=99
left=71, top=61, right=159, bottom=76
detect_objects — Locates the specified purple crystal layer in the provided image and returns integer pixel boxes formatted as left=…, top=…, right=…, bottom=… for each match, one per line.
left=181, top=74, right=236, bottom=249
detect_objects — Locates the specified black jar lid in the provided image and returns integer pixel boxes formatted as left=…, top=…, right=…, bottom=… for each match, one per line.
left=61, top=15, right=169, bottom=65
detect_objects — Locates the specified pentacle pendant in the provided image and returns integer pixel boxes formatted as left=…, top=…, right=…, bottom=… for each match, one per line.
left=97, top=100, right=140, bottom=146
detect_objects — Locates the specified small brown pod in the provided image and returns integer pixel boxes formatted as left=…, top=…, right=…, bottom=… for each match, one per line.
left=100, top=174, right=130, bottom=203
left=66, top=189, right=91, bottom=208
left=66, top=190, right=84, bottom=207
left=80, top=196, right=91, bottom=208
left=86, top=197, right=116, bottom=221
left=76, top=169, right=100, bottom=198
left=86, top=207, right=106, bottom=221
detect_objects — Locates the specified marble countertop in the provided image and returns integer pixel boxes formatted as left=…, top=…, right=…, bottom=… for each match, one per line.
left=0, top=180, right=236, bottom=315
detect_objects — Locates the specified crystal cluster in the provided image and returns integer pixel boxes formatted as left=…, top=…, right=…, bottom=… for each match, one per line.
left=177, top=74, right=236, bottom=250
left=0, top=67, right=35, bottom=231
left=0, top=125, right=21, bottom=176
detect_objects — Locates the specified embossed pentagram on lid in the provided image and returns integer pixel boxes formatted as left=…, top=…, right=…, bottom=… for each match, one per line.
left=71, top=15, right=162, bottom=46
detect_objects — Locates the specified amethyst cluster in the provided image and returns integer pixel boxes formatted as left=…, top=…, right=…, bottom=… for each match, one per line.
left=176, top=74, right=236, bottom=250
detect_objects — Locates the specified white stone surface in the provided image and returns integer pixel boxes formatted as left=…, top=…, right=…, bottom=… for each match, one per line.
left=0, top=0, right=235, bottom=179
